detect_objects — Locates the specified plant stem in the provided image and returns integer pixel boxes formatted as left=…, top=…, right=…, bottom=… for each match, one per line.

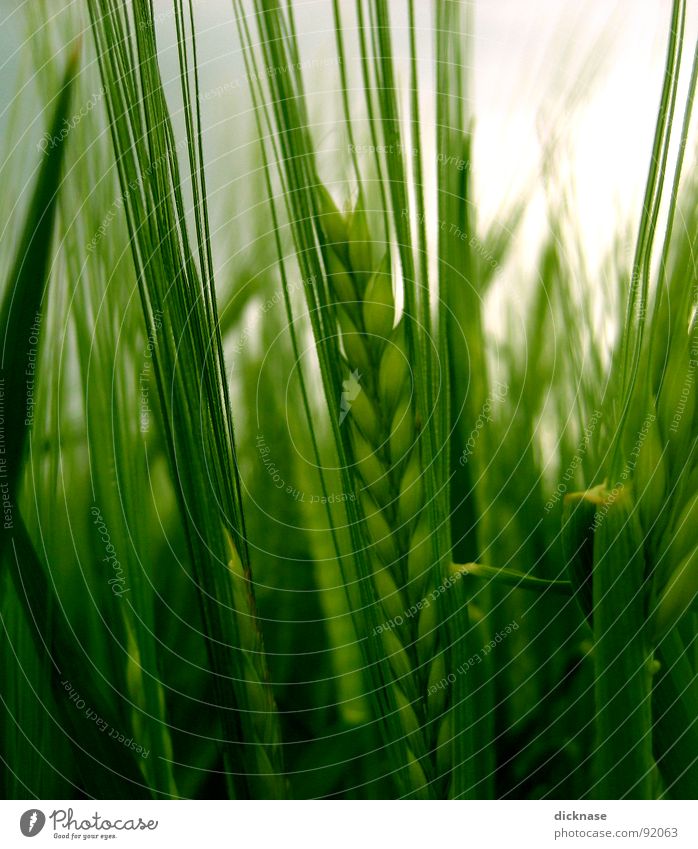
left=592, top=488, right=654, bottom=798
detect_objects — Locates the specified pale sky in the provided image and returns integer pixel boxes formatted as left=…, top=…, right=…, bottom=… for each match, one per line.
left=1, top=0, right=695, bottom=280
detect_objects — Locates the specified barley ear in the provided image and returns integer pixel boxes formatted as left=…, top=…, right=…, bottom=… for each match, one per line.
left=224, top=529, right=287, bottom=798
left=322, top=191, right=454, bottom=796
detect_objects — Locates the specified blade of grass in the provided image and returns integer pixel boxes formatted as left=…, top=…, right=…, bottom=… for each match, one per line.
left=0, top=49, right=150, bottom=796
left=653, top=628, right=698, bottom=798
left=0, top=46, right=78, bottom=518
left=85, top=0, right=285, bottom=798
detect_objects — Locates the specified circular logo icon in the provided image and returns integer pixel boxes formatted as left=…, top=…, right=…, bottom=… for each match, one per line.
left=20, top=810, right=46, bottom=837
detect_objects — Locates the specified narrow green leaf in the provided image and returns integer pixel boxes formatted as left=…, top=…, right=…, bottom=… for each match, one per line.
left=0, top=47, right=78, bottom=515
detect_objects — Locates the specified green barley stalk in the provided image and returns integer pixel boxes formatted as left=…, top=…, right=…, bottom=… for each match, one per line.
left=86, top=0, right=285, bottom=798
left=0, top=48, right=150, bottom=797
left=23, top=2, right=179, bottom=794
left=317, top=188, right=454, bottom=795
left=434, top=0, right=497, bottom=794
left=234, top=0, right=478, bottom=796
left=562, top=0, right=698, bottom=798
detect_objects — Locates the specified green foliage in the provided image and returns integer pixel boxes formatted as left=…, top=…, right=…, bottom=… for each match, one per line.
left=0, top=0, right=695, bottom=802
